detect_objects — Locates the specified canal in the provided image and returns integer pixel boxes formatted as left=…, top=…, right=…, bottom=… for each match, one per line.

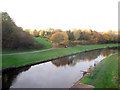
left=2, top=47, right=118, bottom=89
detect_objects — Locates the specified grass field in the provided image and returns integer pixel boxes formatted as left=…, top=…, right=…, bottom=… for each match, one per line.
left=2, top=44, right=118, bottom=68
left=2, top=37, right=52, bottom=54
left=80, top=53, right=119, bottom=88
left=34, top=37, right=52, bottom=49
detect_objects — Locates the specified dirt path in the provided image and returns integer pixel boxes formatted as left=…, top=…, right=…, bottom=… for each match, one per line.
left=1, top=48, right=58, bottom=55
left=71, top=81, right=94, bottom=88
left=1, top=43, right=58, bottom=55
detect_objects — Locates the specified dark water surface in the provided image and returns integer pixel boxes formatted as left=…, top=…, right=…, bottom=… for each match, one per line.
left=2, top=48, right=118, bottom=89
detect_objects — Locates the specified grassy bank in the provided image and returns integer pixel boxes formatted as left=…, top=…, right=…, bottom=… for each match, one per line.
left=80, top=53, right=119, bottom=88
left=2, top=44, right=118, bottom=69
left=34, top=37, right=52, bottom=49
left=2, top=37, right=52, bottom=54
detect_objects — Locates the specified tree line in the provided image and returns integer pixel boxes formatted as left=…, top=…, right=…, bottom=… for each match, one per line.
left=1, top=11, right=118, bottom=50
left=25, top=28, right=118, bottom=47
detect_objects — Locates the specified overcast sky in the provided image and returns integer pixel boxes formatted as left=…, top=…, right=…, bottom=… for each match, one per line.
left=0, top=0, right=119, bottom=31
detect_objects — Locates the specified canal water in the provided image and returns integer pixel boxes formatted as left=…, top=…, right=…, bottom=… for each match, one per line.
left=2, top=47, right=118, bottom=89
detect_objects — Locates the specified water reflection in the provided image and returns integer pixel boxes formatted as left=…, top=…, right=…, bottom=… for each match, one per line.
left=51, top=48, right=118, bottom=67
left=2, top=48, right=118, bottom=89
left=2, top=66, right=31, bottom=90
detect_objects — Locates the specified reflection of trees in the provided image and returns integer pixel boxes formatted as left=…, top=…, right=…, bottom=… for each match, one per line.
left=51, top=56, right=77, bottom=67
left=51, top=50, right=102, bottom=67
left=2, top=66, right=31, bottom=90
left=102, top=48, right=118, bottom=57
left=102, top=49, right=111, bottom=57
left=51, top=48, right=117, bottom=67
left=51, top=57, right=70, bottom=67
left=74, top=50, right=102, bottom=61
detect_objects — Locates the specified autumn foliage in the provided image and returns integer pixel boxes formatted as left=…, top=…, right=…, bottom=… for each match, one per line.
left=50, top=32, right=69, bottom=46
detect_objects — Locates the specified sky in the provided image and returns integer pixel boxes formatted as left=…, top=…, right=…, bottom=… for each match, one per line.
left=0, top=0, right=119, bottom=32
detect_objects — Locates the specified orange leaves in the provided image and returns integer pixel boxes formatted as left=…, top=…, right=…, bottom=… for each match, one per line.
left=50, top=32, right=69, bottom=45
left=103, top=33, right=109, bottom=41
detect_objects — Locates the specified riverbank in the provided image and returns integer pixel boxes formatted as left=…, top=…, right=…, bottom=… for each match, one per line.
left=80, top=53, right=119, bottom=88
left=2, top=44, right=118, bottom=69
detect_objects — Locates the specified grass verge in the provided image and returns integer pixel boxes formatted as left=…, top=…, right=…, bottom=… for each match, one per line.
left=2, top=44, right=118, bottom=69
left=80, top=53, right=119, bottom=88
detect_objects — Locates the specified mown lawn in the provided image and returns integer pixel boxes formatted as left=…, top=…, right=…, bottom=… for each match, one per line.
left=80, top=53, right=119, bottom=88
left=34, top=37, right=52, bottom=49
left=2, top=44, right=118, bottom=69
left=2, top=37, right=52, bottom=54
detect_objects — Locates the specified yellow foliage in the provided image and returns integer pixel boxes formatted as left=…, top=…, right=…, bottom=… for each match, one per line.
left=30, top=31, right=33, bottom=35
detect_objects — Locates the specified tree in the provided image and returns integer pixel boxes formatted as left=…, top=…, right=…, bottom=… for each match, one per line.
left=33, top=29, right=39, bottom=37
left=90, top=31, right=100, bottom=43
left=30, top=31, right=33, bottom=35
left=66, top=30, right=75, bottom=41
left=73, top=30, right=81, bottom=40
left=39, top=30, right=45, bottom=37
left=106, top=30, right=118, bottom=43
left=24, top=29, right=30, bottom=34
left=50, top=32, right=69, bottom=46
left=103, top=33, right=110, bottom=43
left=2, top=12, right=44, bottom=49
left=82, top=30, right=91, bottom=40
left=53, top=29, right=62, bottom=33
left=48, top=27, right=54, bottom=32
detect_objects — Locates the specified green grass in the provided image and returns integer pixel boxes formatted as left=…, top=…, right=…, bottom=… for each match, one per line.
left=34, top=37, right=52, bottom=49
left=2, top=37, right=52, bottom=54
left=2, top=44, right=118, bottom=69
left=80, top=53, right=119, bottom=88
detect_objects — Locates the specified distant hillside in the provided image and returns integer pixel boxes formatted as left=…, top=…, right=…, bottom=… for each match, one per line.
left=1, top=12, right=44, bottom=50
